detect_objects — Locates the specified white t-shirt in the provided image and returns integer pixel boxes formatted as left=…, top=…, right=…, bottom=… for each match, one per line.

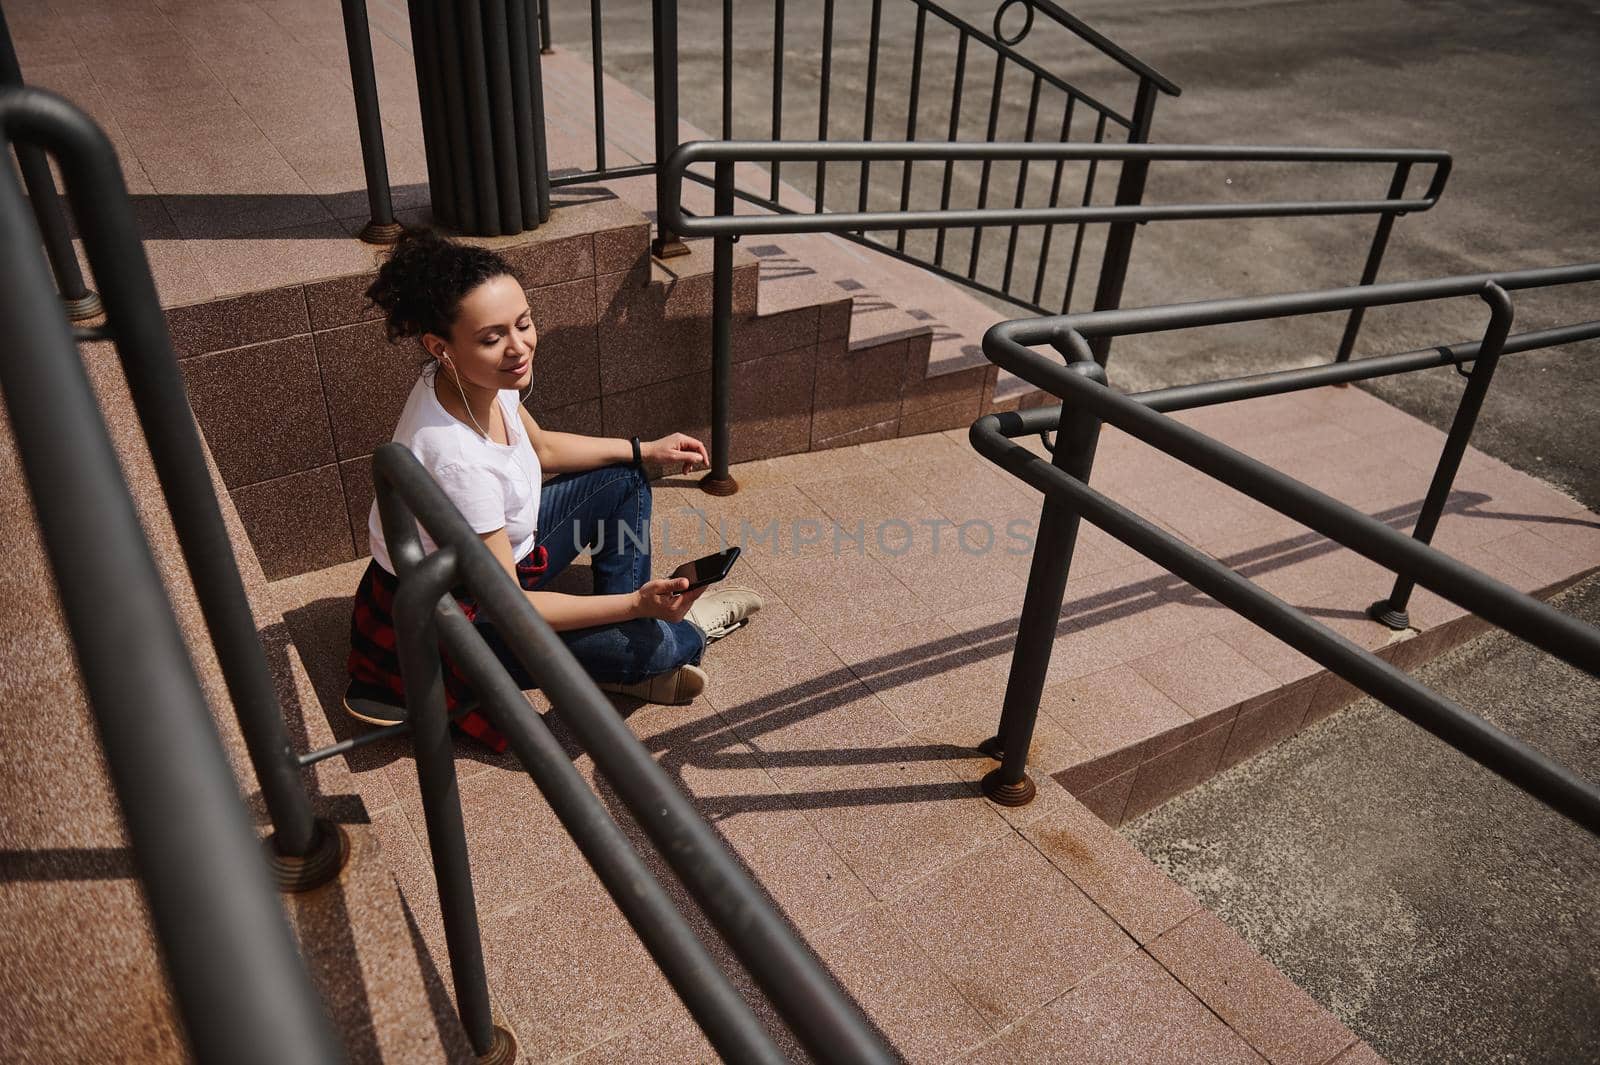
left=368, top=376, right=543, bottom=575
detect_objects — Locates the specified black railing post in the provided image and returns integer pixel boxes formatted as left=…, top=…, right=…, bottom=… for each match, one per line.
left=1334, top=160, right=1413, bottom=363
left=1087, top=76, right=1159, bottom=364
left=340, top=0, right=403, bottom=244
left=7, top=87, right=335, bottom=881
left=509, top=0, right=551, bottom=227
left=538, top=0, right=554, bottom=53
left=0, top=8, right=100, bottom=322
left=981, top=351, right=1106, bottom=806
left=1370, top=282, right=1514, bottom=629
left=387, top=543, right=516, bottom=1064
left=374, top=442, right=893, bottom=1061
left=438, top=609, right=785, bottom=1064
left=651, top=0, right=689, bottom=257
left=701, top=160, right=738, bottom=495
left=0, top=88, right=345, bottom=1064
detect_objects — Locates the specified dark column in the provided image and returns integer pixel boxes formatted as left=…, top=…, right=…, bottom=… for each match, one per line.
left=408, top=0, right=550, bottom=236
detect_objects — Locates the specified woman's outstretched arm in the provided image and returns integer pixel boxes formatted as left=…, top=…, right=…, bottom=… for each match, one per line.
left=519, top=406, right=708, bottom=475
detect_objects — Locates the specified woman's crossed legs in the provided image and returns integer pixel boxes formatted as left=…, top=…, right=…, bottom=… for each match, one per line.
left=478, top=462, right=705, bottom=687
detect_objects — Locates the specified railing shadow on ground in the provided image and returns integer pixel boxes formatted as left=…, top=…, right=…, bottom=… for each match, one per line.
left=968, top=269, right=1600, bottom=828
left=41, top=183, right=634, bottom=243
left=277, top=483, right=1581, bottom=821
left=0, top=84, right=344, bottom=1063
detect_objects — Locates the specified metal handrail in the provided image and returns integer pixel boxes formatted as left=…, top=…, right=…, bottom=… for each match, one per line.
left=541, top=0, right=1173, bottom=251
left=660, top=138, right=1451, bottom=494
left=0, top=88, right=344, bottom=1065
left=0, top=89, right=344, bottom=884
left=897, top=0, right=1141, bottom=125
left=970, top=263, right=1600, bottom=834
left=663, top=140, right=1451, bottom=235
left=0, top=5, right=100, bottom=319
left=371, top=444, right=894, bottom=1064
left=1013, top=0, right=1181, bottom=96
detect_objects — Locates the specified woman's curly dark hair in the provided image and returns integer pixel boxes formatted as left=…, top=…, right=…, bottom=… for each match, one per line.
left=365, top=228, right=516, bottom=344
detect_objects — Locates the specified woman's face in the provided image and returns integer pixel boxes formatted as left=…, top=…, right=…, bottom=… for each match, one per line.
left=432, top=273, right=537, bottom=392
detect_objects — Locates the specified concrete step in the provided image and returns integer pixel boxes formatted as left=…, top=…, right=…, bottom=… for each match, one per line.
left=246, top=388, right=1595, bottom=1060
left=0, top=338, right=473, bottom=1063
left=538, top=47, right=1046, bottom=413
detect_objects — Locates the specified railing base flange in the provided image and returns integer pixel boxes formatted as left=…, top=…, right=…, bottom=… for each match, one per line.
left=476, top=1025, right=517, bottom=1065
left=981, top=768, right=1037, bottom=807
left=358, top=219, right=406, bottom=245
left=652, top=236, right=690, bottom=259
left=267, top=819, right=350, bottom=893
left=62, top=290, right=103, bottom=323
left=699, top=473, right=739, bottom=496
left=1367, top=600, right=1411, bottom=631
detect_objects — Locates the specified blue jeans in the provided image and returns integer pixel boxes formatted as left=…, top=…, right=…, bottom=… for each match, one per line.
left=477, top=463, right=706, bottom=686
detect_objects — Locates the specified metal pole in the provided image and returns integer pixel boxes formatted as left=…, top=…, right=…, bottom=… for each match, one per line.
left=437, top=609, right=785, bottom=1065
left=981, top=355, right=1106, bottom=805
left=1087, top=76, right=1158, bottom=364
left=1335, top=161, right=1412, bottom=363
left=10, top=87, right=331, bottom=875
left=701, top=160, right=737, bottom=495
left=387, top=546, right=514, bottom=1063
left=970, top=415, right=1600, bottom=835
left=373, top=444, right=894, bottom=1063
left=0, top=94, right=343, bottom=1065
left=1370, top=282, right=1514, bottom=629
left=538, top=0, right=554, bottom=53
left=339, top=0, right=402, bottom=243
left=0, top=7, right=100, bottom=321
left=651, top=0, right=688, bottom=256
left=524, top=0, right=553, bottom=222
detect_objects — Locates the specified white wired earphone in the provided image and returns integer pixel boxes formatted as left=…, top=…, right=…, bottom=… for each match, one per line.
left=439, top=350, right=534, bottom=439
left=438, top=349, right=538, bottom=497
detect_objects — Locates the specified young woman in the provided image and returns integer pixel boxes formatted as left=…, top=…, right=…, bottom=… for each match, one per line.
left=344, top=230, right=761, bottom=750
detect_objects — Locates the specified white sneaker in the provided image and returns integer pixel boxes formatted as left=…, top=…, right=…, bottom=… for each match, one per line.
left=598, top=664, right=707, bottom=705
left=687, top=586, right=763, bottom=642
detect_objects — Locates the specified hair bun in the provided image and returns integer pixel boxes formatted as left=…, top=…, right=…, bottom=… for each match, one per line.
left=365, top=227, right=516, bottom=344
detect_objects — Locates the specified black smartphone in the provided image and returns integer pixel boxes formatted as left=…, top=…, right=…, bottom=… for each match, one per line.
left=670, top=546, right=741, bottom=592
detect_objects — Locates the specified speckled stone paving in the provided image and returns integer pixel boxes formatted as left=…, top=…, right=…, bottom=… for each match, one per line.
left=19, top=0, right=1027, bottom=400
left=264, top=385, right=1599, bottom=1063
left=14, top=3, right=1599, bottom=1060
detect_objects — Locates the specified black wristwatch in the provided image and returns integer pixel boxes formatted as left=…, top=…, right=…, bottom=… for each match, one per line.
left=629, top=435, right=643, bottom=469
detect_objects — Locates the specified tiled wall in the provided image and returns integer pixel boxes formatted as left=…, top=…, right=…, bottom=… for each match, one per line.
left=169, top=207, right=993, bottom=582
left=166, top=214, right=643, bottom=580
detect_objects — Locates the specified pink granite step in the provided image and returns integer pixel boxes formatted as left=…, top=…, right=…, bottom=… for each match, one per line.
left=264, top=378, right=1596, bottom=1061
left=536, top=48, right=1040, bottom=410
left=0, top=338, right=472, bottom=1062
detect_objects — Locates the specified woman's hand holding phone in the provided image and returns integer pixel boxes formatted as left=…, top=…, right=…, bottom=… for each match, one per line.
left=632, top=576, right=707, bottom=622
